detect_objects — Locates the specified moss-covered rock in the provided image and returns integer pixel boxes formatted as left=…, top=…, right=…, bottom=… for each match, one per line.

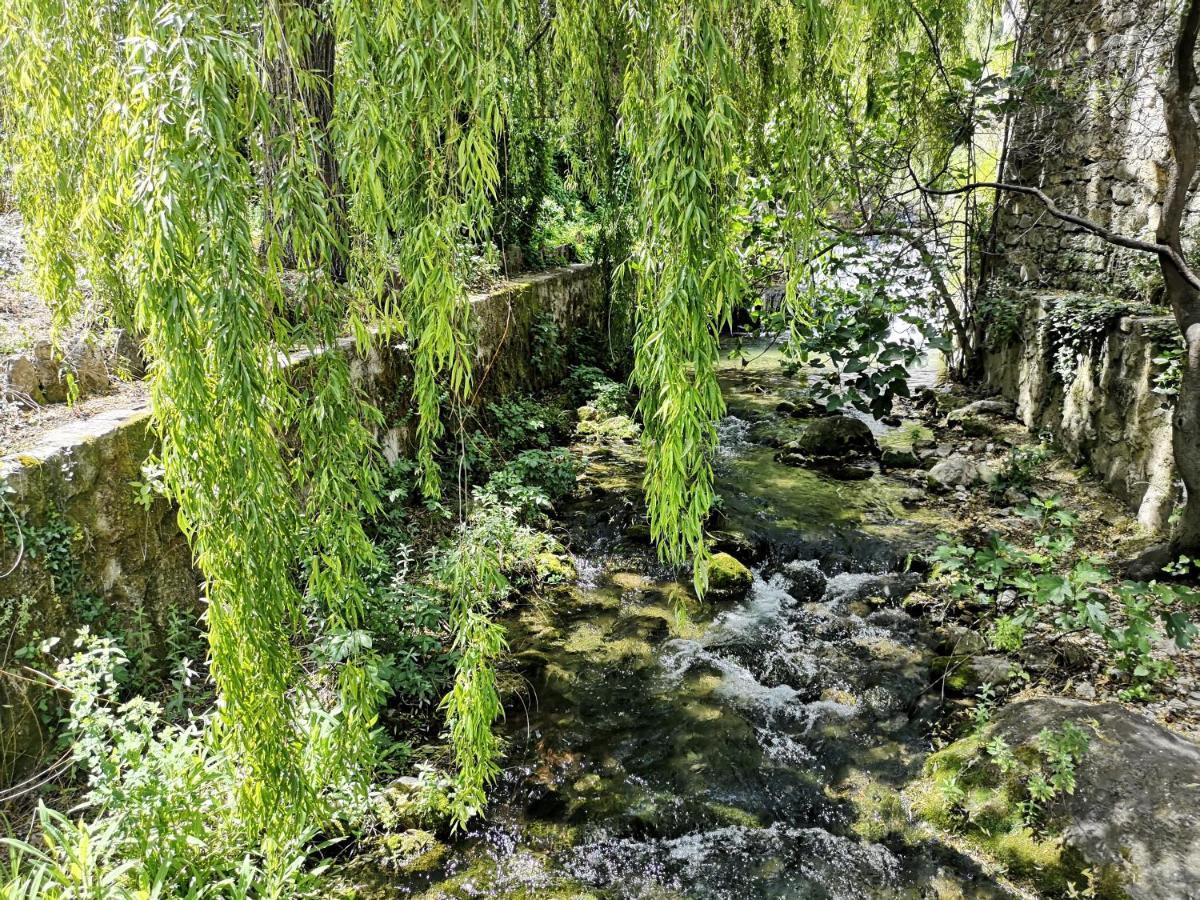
left=371, top=829, right=450, bottom=876
left=700, top=552, right=753, bottom=601
left=905, top=733, right=1075, bottom=894
left=577, top=414, right=640, bottom=442
left=536, top=551, right=578, bottom=584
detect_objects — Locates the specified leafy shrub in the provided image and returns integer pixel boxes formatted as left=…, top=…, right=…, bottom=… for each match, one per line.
left=530, top=312, right=567, bottom=380
left=563, top=365, right=612, bottom=407
left=933, top=497, right=1199, bottom=697
left=1, top=634, right=331, bottom=898
left=483, top=448, right=578, bottom=521
left=485, top=395, right=567, bottom=456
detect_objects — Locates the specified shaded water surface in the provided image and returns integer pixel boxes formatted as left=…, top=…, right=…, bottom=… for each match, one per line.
left=391, top=342, right=1010, bottom=898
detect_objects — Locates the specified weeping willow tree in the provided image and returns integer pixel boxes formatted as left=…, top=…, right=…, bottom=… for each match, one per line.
left=0, top=0, right=965, bottom=841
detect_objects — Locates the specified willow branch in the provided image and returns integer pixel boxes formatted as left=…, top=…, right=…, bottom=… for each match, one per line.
left=915, top=175, right=1200, bottom=293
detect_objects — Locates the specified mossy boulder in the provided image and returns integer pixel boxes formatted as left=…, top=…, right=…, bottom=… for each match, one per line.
left=371, top=829, right=450, bottom=876
left=908, top=698, right=1200, bottom=898
left=795, top=415, right=879, bottom=458
left=577, top=414, right=641, bottom=442
left=700, top=552, right=753, bottom=601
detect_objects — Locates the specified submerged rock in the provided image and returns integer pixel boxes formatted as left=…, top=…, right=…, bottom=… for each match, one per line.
left=701, top=552, right=753, bottom=601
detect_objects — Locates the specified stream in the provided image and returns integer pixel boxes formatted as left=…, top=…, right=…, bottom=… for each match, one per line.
left=389, top=342, right=1012, bottom=899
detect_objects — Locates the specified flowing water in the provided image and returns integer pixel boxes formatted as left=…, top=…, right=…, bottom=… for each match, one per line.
left=385, top=342, right=1012, bottom=898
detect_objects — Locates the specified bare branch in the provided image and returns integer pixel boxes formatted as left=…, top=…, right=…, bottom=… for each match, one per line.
left=914, top=175, right=1200, bottom=293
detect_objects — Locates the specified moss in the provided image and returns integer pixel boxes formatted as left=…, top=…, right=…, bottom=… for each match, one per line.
left=577, top=414, right=640, bottom=442
left=524, top=820, right=583, bottom=851
left=700, top=552, right=752, bottom=600
left=373, top=829, right=450, bottom=875
left=851, top=782, right=909, bottom=843
left=905, top=731, right=1091, bottom=896
left=703, top=801, right=761, bottom=829
left=535, top=551, right=577, bottom=584
left=877, top=422, right=935, bottom=452
left=956, top=416, right=995, bottom=438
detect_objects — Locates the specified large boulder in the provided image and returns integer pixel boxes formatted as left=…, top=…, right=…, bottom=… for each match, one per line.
left=912, top=697, right=1200, bottom=898
left=794, top=415, right=879, bottom=458
left=926, top=454, right=996, bottom=491
left=946, top=398, right=1014, bottom=424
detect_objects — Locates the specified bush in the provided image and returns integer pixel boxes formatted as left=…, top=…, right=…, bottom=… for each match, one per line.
left=483, top=448, right=578, bottom=521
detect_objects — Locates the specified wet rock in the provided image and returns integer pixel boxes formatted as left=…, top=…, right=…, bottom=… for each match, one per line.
left=700, top=552, right=753, bottom=601
left=623, top=522, right=653, bottom=544
left=899, top=488, right=925, bottom=508
left=708, top=529, right=759, bottom=562
left=945, top=398, right=1014, bottom=424
left=795, top=415, right=879, bottom=458
left=880, top=414, right=903, bottom=427
left=823, top=572, right=921, bottom=606
left=747, top=419, right=800, bottom=448
left=536, top=551, right=578, bottom=583
left=926, top=454, right=997, bottom=492
left=781, top=558, right=827, bottom=602
left=880, top=447, right=921, bottom=469
left=371, top=829, right=450, bottom=875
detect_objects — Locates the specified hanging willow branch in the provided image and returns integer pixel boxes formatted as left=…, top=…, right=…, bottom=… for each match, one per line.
left=0, top=0, right=971, bottom=839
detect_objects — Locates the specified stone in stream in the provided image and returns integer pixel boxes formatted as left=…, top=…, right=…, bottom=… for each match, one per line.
left=700, top=552, right=753, bottom=601
left=781, top=558, right=827, bottom=602
left=880, top=447, right=921, bottom=469
left=794, top=415, right=880, bottom=458
left=909, top=698, right=1200, bottom=899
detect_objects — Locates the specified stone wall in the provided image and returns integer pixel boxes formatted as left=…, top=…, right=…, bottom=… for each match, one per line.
left=994, top=0, right=1191, bottom=293
left=982, top=291, right=1178, bottom=531
left=0, top=263, right=606, bottom=779
left=980, top=0, right=1188, bottom=528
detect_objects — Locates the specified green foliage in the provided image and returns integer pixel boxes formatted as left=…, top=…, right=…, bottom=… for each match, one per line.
left=1042, top=295, right=1138, bottom=384
left=977, top=292, right=1025, bottom=350
left=483, top=449, right=579, bottom=522
left=530, top=312, right=568, bottom=381
left=2, top=633, right=332, bottom=897
left=1150, top=334, right=1185, bottom=400
left=783, top=243, right=950, bottom=418
left=933, top=497, right=1200, bottom=696
left=1, top=0, right=978, bottom=853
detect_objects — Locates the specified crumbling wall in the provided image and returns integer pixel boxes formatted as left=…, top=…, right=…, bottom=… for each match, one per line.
left=0, top=263, right=606, bottom=779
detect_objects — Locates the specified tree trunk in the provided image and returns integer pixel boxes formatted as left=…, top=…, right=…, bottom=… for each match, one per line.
left=1157, top=0, right=1200, bottom=554
left=1175, top=319, right=1200, bottom=551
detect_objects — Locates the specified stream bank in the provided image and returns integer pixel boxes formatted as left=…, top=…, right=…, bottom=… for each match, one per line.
left=342, top=339, right=1200, bottom=898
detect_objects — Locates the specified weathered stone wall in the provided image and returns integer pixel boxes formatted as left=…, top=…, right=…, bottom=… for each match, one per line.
left=982, top=292, right=1178, bottom=531
left=981, top=0, right=1188, bottom=527
left=994, top=0, right=1190, bottom=293
left=0, top=264, right=606, bottom=779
